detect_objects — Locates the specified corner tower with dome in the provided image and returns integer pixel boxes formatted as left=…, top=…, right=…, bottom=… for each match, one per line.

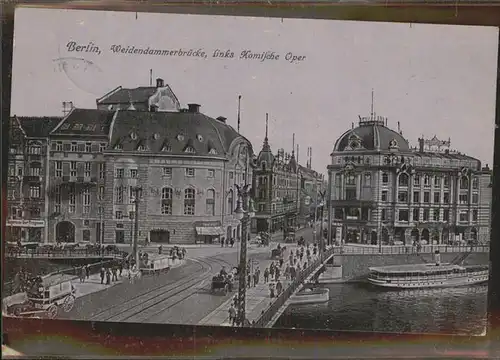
left=326, top=110, right=492, bottom=247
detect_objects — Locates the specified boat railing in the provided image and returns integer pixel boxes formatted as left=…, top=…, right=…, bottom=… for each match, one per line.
left=334, top=244, right=489, bottom=255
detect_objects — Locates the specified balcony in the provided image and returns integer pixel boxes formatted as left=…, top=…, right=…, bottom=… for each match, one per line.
left=23, top=175, right=42, bottom=183
left=330, top=199, right=376, bottom=208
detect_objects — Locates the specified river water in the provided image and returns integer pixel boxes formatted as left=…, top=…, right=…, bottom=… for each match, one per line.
left=274, top=283, right=488, bottom=335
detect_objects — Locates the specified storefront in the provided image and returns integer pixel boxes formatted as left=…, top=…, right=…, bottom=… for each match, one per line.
left=194, top=221, right=224, bottom=244
left=6, top=219, right=45, bottom=243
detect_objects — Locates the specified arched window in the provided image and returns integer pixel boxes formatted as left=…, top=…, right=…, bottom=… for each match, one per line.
left=460, top=176, right=469, bottom=190
left=261, top=161, right=267, bottom=171
left=28, top=142, right=42, bottom=155
left=472, top=177, right=479, bottom=189
left=398, top=173, right=409, bottom=187
left=184, top=188, right=195, bottom=215
left=227, top=189, right=234, bottom=215
left=161, top=187, right=173, bottom=215
left=345, top=174, right=356, bottom=186
left=206, top=189, right=215, bottom=216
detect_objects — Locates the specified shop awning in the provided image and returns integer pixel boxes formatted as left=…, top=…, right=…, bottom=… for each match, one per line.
left=196, top=227, right=224, bottom=236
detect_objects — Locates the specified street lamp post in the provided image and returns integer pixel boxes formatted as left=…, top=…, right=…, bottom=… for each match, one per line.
left=234, top=184, right=255, bottom=327
left=131, top=186, right=142, bottom=267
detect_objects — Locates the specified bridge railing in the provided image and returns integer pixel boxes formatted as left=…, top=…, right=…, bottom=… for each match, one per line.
left=253, top=247, right=335, bottom=328
left=6, top=248, right=126, bottom=259
left=334, top=244, right=490, bottom=255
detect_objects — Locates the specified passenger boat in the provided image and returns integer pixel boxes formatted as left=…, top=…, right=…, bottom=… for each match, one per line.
left=367, top=263, right=489, bottom=289
left=290, top=287, right=329, bottom=305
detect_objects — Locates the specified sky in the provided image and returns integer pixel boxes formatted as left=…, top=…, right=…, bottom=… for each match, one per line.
left=11, top=7, right=499, bottom=173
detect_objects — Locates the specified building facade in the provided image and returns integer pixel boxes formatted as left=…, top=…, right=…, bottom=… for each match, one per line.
left=327, top=113, right=492, bottom=246
left=6, top=116, right=61, bottom=243
left=43, top=78, right=253, bottom=244
left=298, top=162, right=325, bottom=227
left=251, top=120, right=300, bottom=235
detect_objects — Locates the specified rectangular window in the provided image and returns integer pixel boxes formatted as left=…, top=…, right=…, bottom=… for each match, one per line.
left=345, top=174, right=356, bottom=186
left=99, top=163, right=105, bottom=179
left=56, top=141, right=63, bottom=151
left=55, top=161, right=62, bottom=177
left=364, top=173, right=371, bottom=186
left=472, top=178, right=479, bottom=189
left=413, top=175, right=420, bottom=186
left=398, top=210, right=409, bottom=222
left=163, top=167, right=172, bottom=177
left=424, top=175, right=430, bottom=187
left=185, top=168, right=195, bottom=177
left=129, top=186, right=136, bottom=204
left=161, top=188, right=172, bottom=215
left=472, top=193, right=479, bottom=204
left=423, top=209, right=430, bottom=221
left=184, top=189, right=195, bottom=215
left=443, top=209, right=450, bottom=222
left=433, top=192, right=440, bottom=203
left=206, top=198, right=215, bottom=216
left=473, top=209, right=478, bottom=221
left=443, top=176, right=450, bottom=188
left=229, top=172, right=234, bottom=180
left=17, top=168, right=23, bottom=176
left=413, top=208, right=420, bottom=222
left=99, top=143, right=106, bottom=152
left=69, top=188, right=76, bottom=213
left=116, top=168, right=124, bottom=178
left=30, top=166, right=41, bottom=177
left=423, top=192, right=430, bottom=203
left=98, top=186, right=104, bottom=201
left=70, top=161, right=77, bottom=177
left=443, top=192, right=450, bottom=204
left=208, top=169, right=215, bottom=178
left=7, top=189, right=15, bottom=200
left=129, top=211, right=135, bottom=220
left=381, top=191, right=388, bottom=202
left=29, top=186, right=40, bottom=198
left=382, top=173, right=389, bottom=184
left=459, top=193, right=468, bottom=205
left=8, top=165, right=15, bottom=176
left=413, top=191, right=420, bottom=203
left=381, top=209, right=387, bottom=221
left=130, top=169, right=138, bottom=178
left=115, top=211, right=123, bottom=220
left=85, top=142, right=92, bottom=153
left=84, top=162, right=92, bottom=177
left=98, top=206, right=103, bottom=215
left=433, top=209, right=440, bottom=221
left=115, top=230, right=125, bottom=243
left=398, top=191, right=408, bottom=203
left=345, top=188, right=357, bottom=200
left=459, top=211, right=469, bottom=223
left=115, top=186, right=124, bottom=204
left=434, top=176, right=441, bottom=187
left=71, top=142, right=78, bottom=152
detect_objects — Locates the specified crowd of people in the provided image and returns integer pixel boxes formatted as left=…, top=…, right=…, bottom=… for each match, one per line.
left=227, top=242, right=321, bottom=326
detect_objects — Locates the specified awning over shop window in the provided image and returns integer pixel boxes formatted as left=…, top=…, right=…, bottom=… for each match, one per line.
left=196, top=227, right=224, bottom=236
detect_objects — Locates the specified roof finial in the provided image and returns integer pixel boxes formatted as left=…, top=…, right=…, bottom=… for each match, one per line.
left=371, top=88, right=374, bottom=119
left=263, top=113, right=270, bottom=149
left=292, top=133, right=295, bottom=156
left=265, top=113, right=269, bottom=140
left=237, top=95, right=242, bottom=133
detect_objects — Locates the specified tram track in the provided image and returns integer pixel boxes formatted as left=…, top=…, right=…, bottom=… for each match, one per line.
left=90, top=255, right=235, bottom=323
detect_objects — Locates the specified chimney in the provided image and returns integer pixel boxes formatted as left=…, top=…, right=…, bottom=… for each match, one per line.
left=156, top=78, right=164, bottom=88
left=216, top=116, right=227, bottom=123
left=187, top=103, right=201, bottom=113
left=418, top=138, right=424, bottom=153
left=62, top=101, right=73, bottom=116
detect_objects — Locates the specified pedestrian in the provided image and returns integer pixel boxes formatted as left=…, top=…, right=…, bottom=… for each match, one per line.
left=253, top=271, right=258, bottom=287
left=269, top=264, right=275, bottom=278
left=290, top=266, right=296, bottom=281
left=182, top=247, right=186, bottom=259
left=228, top=304, right=237, bottom=326
left=159, top=245, right=163, bottom=255
left=279, top=258, right=284, bottom=268
left=85, top=265, right=90, bottom=279
left=221, top=238, right=225, bottom=247
left=112, top=266, right=118, bottom=281
left=230, top=238, right=235, bottom=247
left=233, top=295, right=238, bottom=307
left=284, top=264, right=290, bottom=280
left=119, top=261, right=123, bottom=277
left=79, top=266, right=86, bottom=283
left=100, top=267, right=105, bottom=284
left=276, top=280, right=283, bottom=295
left=269, top=282, right=275, bottom=298
left=264, top=268, right=269, bottom=283
left=247, top=272, right=252, bottom=288
left=105, top=268, right=111, bottom=285
left=275, top=267, right=281, bottom=281
left=255, top=267, right=261, bottom=284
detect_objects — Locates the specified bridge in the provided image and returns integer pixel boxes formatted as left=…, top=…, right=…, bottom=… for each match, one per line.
left=6, top=248, right=126, bottom=260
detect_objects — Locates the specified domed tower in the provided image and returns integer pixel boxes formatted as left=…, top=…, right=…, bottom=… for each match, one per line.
left=326, top=92, right=414, bottom=248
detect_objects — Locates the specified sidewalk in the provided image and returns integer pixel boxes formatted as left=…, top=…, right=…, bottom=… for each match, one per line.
left=198, top=244, right=321, bottom=327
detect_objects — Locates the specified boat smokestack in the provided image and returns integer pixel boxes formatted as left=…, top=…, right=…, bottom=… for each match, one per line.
left=434, top=250, right=441, bottom=266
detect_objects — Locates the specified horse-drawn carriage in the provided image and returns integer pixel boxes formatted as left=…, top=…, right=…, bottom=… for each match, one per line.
left=210, top=267, right=239, bottom=295
left=271, top=246, right=286, bottom=259
left=284, top=227, right=296, bottom=243
left=3, top=274, right=77, bottom=319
